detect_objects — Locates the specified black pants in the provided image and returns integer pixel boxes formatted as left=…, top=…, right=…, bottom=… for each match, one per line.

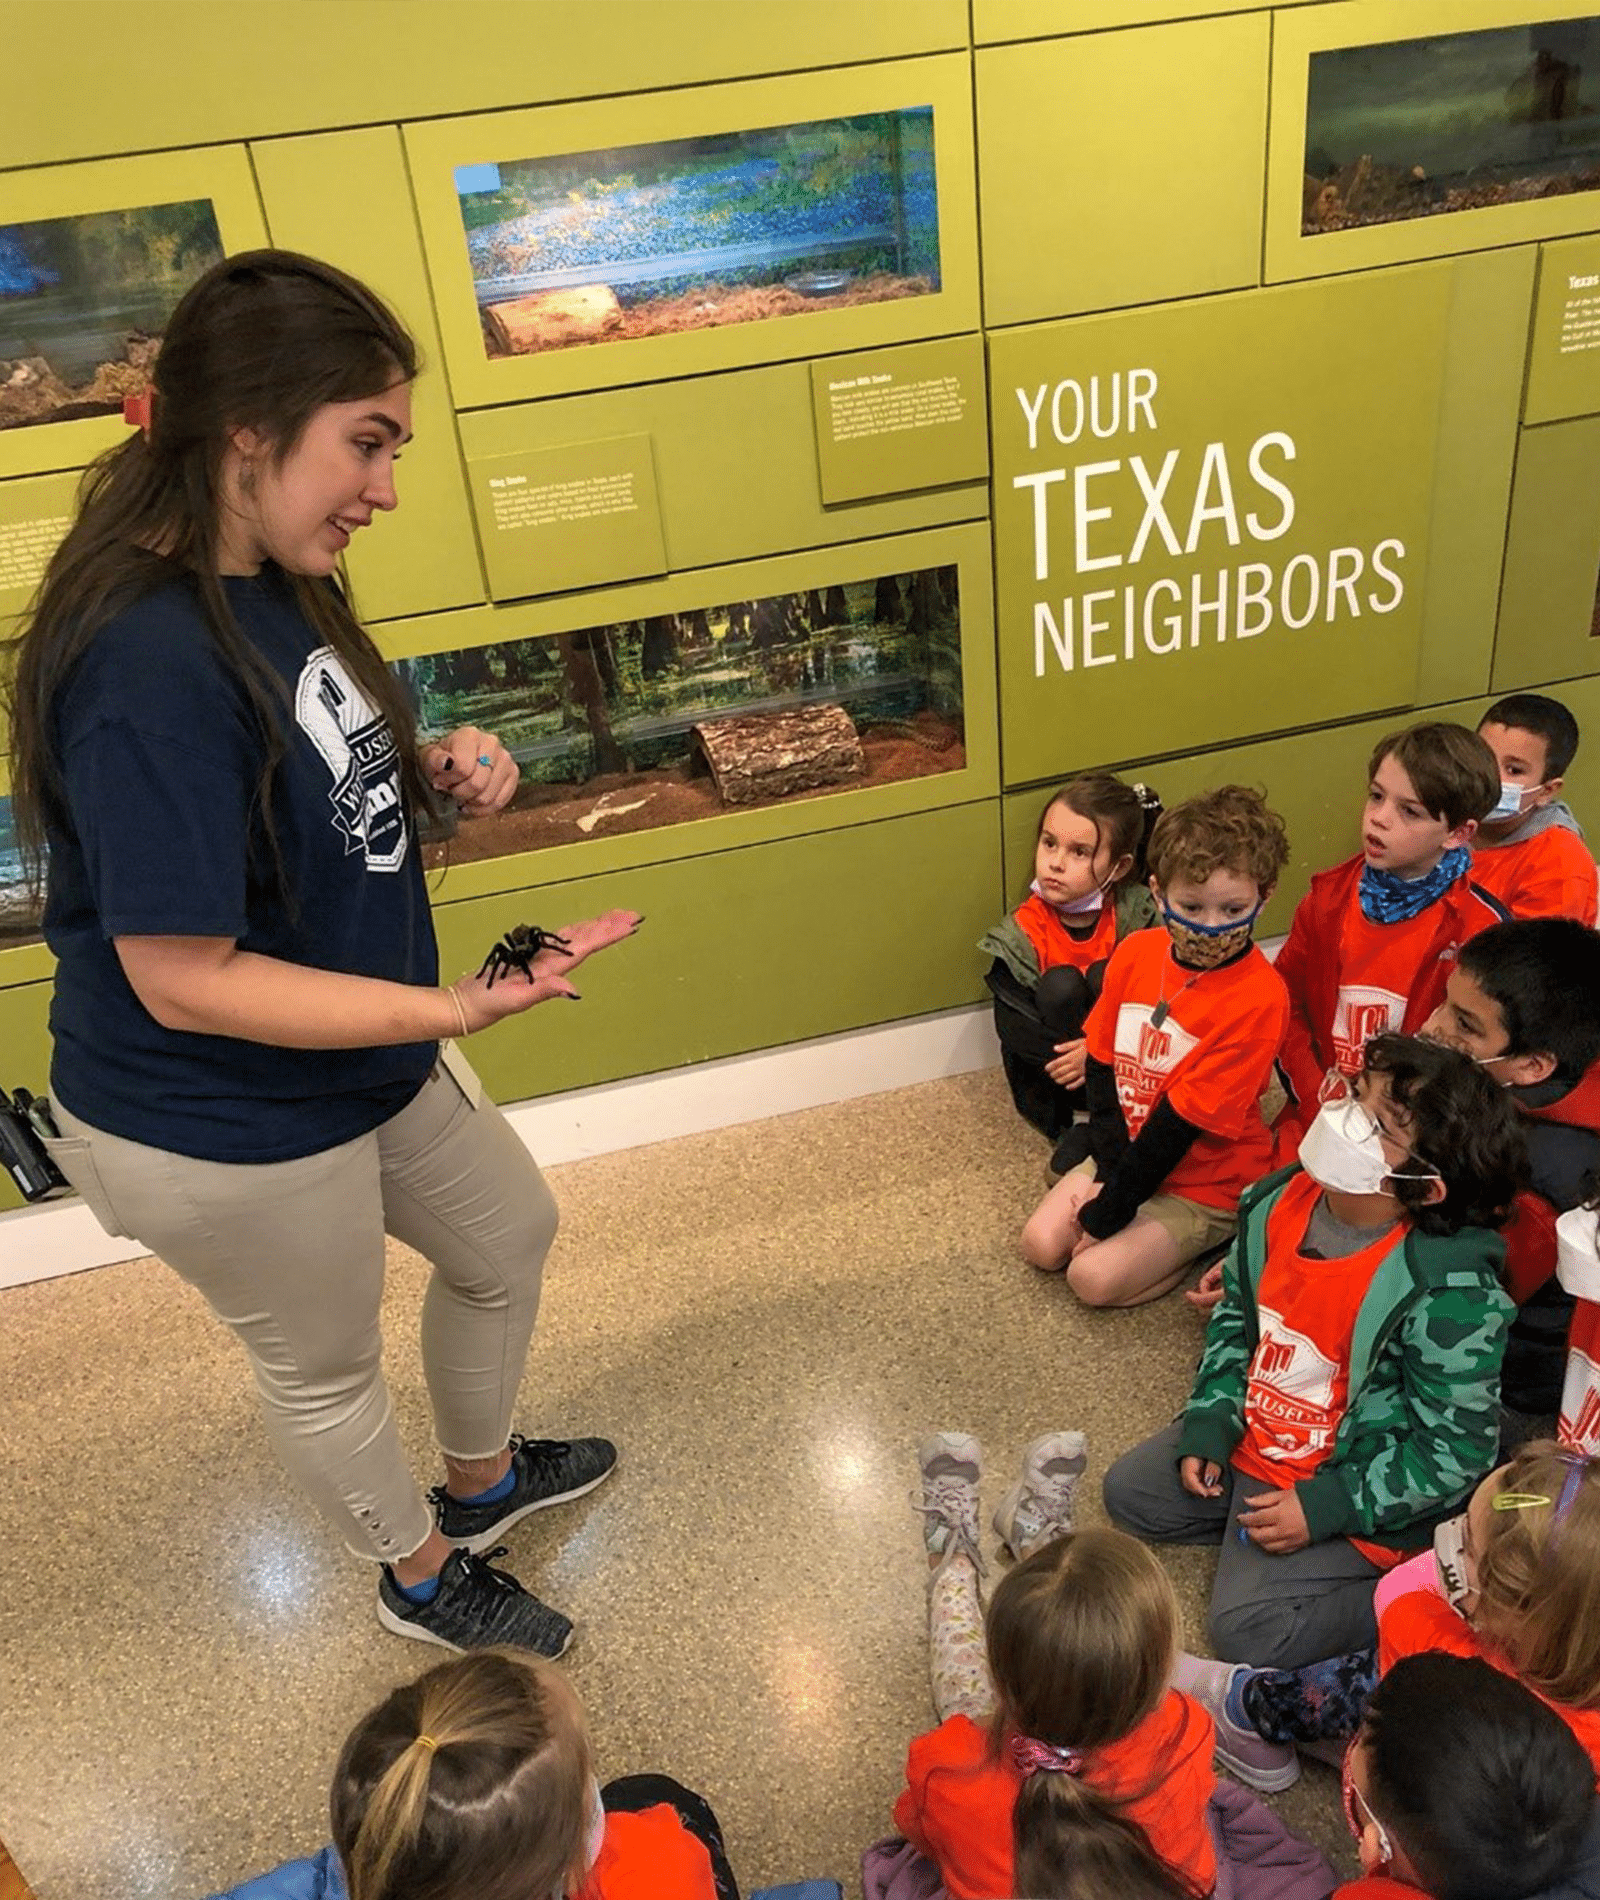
left=987, top=959, right=1103, bottom=1138
left=602, top=1774, right=740, bottom=1900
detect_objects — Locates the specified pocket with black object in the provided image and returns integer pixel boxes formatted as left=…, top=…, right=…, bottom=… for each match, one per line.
left=0, top=1087, right=71, bottom=1202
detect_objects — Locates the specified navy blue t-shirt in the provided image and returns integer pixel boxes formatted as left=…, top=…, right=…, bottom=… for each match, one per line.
left=45, top=565, right=439, bottom=1162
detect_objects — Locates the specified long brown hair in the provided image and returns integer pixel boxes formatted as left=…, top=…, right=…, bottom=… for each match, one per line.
left=987, top=1529, right=1203, bottom=1900
left=331, top=1649, right=593, bottom=1900
left=6, top=247, right=431, bottom=899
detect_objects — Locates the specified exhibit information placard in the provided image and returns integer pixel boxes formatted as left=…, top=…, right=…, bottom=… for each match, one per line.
left=466, top=435, right=666, bottom=601
left=810, top=335, right=987, bottom=504
left=0, top=470, right=78, bottom=628
left=1525, top=235, right=1600, bottom=426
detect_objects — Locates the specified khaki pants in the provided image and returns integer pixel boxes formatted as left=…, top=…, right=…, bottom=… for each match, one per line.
left=45, top=1056, right=557, bottom=1563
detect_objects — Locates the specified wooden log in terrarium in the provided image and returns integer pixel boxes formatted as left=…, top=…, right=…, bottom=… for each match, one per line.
left=691, top=704, right=865, bottom=806
left=483, top=285, right=623, bottom=353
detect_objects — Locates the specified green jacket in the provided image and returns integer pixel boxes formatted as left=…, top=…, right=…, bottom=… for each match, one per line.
left=1179, top=1166, right=1513, bottom=1547
left=977, top=883, right=1156, bottom=986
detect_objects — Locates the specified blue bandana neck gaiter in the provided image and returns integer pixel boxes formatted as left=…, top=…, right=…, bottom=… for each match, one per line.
left=1358, top=843, right=1471, bottom=924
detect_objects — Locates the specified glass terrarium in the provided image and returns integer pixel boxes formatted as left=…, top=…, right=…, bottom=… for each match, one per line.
left=0, top=794, right=40, bottom=946
left=1303, top=16, right=1600, bottom=235
left=396, top=563, right=965, bottom=865
left=454, top=108, right=940, bottom=358
left=0, top=200, right=224, bottom=431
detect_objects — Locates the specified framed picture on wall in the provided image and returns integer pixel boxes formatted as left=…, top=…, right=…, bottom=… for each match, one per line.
left=1268, top=2, right=1600, bottom=282
left=404, top=54, right=979, bottom=408
left=0, top=146, right=268, bottom=482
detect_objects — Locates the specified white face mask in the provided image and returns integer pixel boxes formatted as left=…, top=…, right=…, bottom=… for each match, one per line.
left=1557, top=1204, right=1600, bottom=1301
left=1030, top=876, right=1107, bottom=916
left=1487, top=781, right=1527, bottom=822
left=1298, top=1097, right=1438, bottom=1198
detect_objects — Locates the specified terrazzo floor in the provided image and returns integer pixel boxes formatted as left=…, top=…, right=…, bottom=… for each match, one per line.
left=0, top=1066, right=1354, bottom=1899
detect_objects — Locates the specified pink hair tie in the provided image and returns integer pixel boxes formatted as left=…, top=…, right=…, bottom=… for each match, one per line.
left=1010, top=1735, right=1084, bottom=1778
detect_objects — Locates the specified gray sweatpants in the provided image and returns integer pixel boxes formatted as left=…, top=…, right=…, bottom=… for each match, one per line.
left=1102, top=1422, right=1381, bottom=1669
left=45, top=1056, right=557, bottom=1565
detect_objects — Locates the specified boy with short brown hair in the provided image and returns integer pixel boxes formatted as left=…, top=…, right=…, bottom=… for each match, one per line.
left=1472, top=692, right=1597, bottom=926
left=1272, top=722, right=1507, bottom=1160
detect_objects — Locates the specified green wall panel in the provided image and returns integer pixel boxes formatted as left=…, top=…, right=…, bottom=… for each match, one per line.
left=990, top=266, right=1451, bottom=789
left=975, top=0, right=1316, bottom=35
left=249, top=128, right=487, bottom=624
left=0, top=2, right=968, bottom=170
left=1415, top=246, right=1539, bottom=705
left=1494, top=418, right=1600, bottom=691
left=975, top=16, right=1269, bottom=328
left=454, top=358, right=987, bottom=583
left=431, top=798, right=1002, bottom=1101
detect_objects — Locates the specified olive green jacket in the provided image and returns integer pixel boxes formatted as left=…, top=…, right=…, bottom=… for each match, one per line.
left=977, top=883, right=1156, bottom=987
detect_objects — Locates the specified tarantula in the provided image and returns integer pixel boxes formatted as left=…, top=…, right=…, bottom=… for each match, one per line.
left=477, top=923, right=573, bottom=988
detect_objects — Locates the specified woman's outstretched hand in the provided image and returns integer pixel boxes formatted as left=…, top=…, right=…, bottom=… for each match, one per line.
left=450, top=910, right=644, bottom=1028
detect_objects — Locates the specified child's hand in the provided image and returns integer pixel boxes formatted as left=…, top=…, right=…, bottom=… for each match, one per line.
left=1238, top=1487, right=1311, bottom=1553
left=1181, top=1457, right=1225, bottom=1498
left=1184, top=1263, right=1225, bottom=1316
left=1045, top=1037, right=1087, bottom=1089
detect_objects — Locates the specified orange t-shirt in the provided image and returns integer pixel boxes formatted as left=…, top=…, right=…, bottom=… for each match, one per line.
left=892, top=1696, right=1217, bottom=1900
left=1379, top=1588, right=1600, bottom=1778
left=1326, top=903, right=1454, bottom=1080
left=578, top=1804, right=719, bottom=1900
left=1234, top=1174, right=1407, bottom=1486
left=1013, top=891, right=1118, bottom=976
left=1472, top=825, right=1599, bottom=926
left=1085, top=930, right=1289, bottom=1211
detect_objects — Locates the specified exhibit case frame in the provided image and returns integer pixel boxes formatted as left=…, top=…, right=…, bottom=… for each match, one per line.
left=1267, top=1, right=1600, bottom=283
left=0, top=146, right=268, bottom=481
left=973, top=0, right=1321, bottom=36
left=403, top=55, right=980, bottom=408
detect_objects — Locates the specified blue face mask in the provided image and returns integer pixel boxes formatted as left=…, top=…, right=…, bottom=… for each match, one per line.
left=1161, top=900, right=1262, bottom=969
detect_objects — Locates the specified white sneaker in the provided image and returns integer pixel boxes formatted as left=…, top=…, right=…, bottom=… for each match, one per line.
left=915, top=1432, right=985, bottom=1568
left=993, top=1431, right=1088, bottom=1558
left=1171, top=1650, right=1300, bottom=1792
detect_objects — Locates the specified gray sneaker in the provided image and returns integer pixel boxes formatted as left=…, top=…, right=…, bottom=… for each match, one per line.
left=993, top=1431, right=1088, bottom=1558
left=915, top=1432, right=985, bottom=1569
left=377, top=1546, right=574, bottom=1657
left=431, top=1433, right=617, bottom=1554
left=1171, top=1650, right=1300, bottom=1792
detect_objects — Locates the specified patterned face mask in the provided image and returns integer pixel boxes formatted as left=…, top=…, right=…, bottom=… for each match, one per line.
left=1161, top=901, right=1260, bottom=969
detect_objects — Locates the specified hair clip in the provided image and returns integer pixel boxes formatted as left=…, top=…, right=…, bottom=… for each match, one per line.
left=1493, top=1491, right=1552, bottom=1511
left=1010, top=1736, right=1083, bottom=1778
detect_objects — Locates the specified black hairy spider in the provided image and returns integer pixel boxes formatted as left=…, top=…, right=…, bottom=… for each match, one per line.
left=478, top=923, right=573, bottom=988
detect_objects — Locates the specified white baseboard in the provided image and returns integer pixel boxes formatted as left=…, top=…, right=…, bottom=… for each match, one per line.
left=0, top=1005, right=1001, bottom=1291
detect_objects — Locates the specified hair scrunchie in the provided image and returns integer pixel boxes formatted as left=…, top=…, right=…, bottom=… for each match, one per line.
left=1010, top=1735, right=1083, bottom=1777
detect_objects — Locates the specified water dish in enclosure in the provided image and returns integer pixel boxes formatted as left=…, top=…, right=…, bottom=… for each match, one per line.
left=1303, top=18, right=1600, bottom=234
left=0, top=201, right=224, bottom=430
left=396, top=567, right=965, bottom=864
left=454, top=108, right=941, bottom=358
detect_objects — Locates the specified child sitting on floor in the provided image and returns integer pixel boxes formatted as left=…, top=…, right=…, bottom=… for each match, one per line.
left=1272, top=721, right=1507, bottom=1160
left=1335, top=1652, right=1598, bottom=1900
left=979, top=773, right=1160, bottom=1172
left=1473, top=692, right=1597, bottom=926
left=1020, top=784, right=1290, bottom=1307
left=1104, top=1034, right=1525, bottom=1672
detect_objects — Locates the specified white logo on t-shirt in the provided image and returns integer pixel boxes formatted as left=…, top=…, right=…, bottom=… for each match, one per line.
left=294, top=647, right=408, bottom=874
left=1111, top=1002, right=1199, bottom=1136
left=1561, top=1347, right=1600, bottom=1456
left=1245, top=1306, right=1342, bottom=1460
left=1331, top=984, right=1406, bottom=1077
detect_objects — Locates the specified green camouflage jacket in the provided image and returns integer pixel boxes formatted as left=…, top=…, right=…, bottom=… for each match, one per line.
left=1179, top=1165, right=1513, bottom=1547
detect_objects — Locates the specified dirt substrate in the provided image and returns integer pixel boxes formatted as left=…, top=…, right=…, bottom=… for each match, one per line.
left=0, top=335, right=158, bottom=431
left=424, top=724, right=964, bottom=869
left=1303, top=162, right=1600, bottom=234
left=484, top=272, right=934, bottom=357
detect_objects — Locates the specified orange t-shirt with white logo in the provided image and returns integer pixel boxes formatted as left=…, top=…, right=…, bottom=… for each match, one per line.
left=1559, top=1231, right=1600, bottom=1456
left=1085, top=930, right=1289, bottom=1211
left=1234, top=1173, right=1407, bottom=1486
left=1326, top=902, right=1451, bottom=1079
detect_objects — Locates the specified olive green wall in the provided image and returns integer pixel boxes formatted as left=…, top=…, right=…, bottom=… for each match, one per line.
left=3, top=0, right=1599, bottom=1213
